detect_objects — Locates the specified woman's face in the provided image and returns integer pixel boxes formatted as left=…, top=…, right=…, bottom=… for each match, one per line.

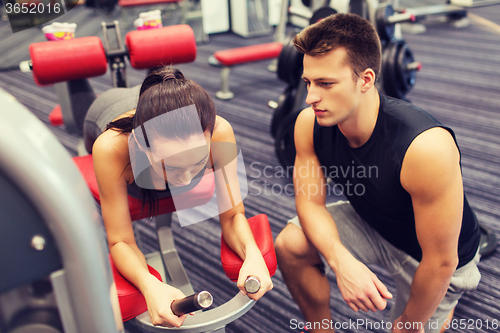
left=146, top=132, right=211, bottom=187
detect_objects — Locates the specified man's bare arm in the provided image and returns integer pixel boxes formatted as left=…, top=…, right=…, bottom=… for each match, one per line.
left=294, top=108, right=392, bottom=312
left=397, top=127, right=463, bottom=332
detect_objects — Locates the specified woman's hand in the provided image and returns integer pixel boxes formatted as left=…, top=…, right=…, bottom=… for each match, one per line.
left=237, top=247, right=273, bottom=301
left=142, top=277, right=188, bottom=327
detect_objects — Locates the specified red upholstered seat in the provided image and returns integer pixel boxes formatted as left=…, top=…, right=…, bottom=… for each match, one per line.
left=109, top=254, right=162, bottom=321
left=213, top=42, right=283, bottom=67
left=220, top=214, right=277, bottom=282
left=119, top=0, right=180, bottom=6
left=73, top=154, right=276, bottom=320
left=72, top=154, right=215, bottom=220
left=30, top=37, right=107, bottom=86
left=125, top=25, right=197, bottom=70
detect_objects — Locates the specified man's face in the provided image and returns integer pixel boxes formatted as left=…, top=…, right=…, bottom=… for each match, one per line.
left=302, top=47, right=363, bottom=127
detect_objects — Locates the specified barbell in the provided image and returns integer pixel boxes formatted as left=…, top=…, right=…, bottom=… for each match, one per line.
left=375, top=3, right=416, bottom=43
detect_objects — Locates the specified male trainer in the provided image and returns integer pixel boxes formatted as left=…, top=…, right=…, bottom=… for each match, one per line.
left=275, top=13, right=481, bottom=333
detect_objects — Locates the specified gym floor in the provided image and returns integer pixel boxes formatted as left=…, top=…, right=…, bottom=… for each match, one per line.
left=0, top=1, right=499, bottom=332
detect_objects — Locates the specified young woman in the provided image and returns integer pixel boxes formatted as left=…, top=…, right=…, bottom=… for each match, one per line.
left=84, top=67, right=273, bottom=328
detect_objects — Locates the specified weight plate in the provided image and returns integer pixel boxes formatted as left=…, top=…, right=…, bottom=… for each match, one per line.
left=274, top=111, right=301, bottom=173
left=277, top=30, right=304, bottom=88
left=383, top=39, right=417, bottom=100
left=376, top=3, right=395, bottom=43
left=309, top=7, right=337, bottom=25
left=270, top=86, right=296, bottom=138
left=395, top=41, right=416, bottom=97
left=382, top=40, right=401, bottom=99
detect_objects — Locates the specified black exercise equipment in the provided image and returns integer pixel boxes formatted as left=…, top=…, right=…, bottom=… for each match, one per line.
left=271, top=29, right=306, bottom=140
left=379, top=38, right=421, bottom=101
left=276, top=30, right=304, bottom=89
left=349, top=0, right=370, bottom=20
left=309, top=6, right=337, bottom=24
left=274, top=109, right=302, bottom=175
left=170, top=291, right=213, bottom=316
left=102, top=21, right=128, bottom=88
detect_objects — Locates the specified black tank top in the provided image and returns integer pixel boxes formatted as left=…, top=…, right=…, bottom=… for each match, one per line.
left=313, top=94, right=480, bottom=268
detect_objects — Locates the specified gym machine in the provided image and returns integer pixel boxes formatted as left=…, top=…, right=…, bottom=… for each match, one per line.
left=0, top=87, right=122, bottom=333
left=27, top=21, right=196, bottom=143
left=10, top=23, right=279, bottom=332
left=0, top=87, right=278, bottom=333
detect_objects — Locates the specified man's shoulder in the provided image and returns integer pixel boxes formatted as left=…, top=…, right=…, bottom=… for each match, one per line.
left=382, top=95, right=438, bottom=126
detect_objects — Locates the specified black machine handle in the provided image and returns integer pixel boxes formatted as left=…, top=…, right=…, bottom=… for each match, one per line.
left=171, top=291, right=213, bottom=316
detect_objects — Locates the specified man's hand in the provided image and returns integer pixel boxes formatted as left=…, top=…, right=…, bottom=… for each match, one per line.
left=392, top=316, right=425, bottom=333
left=334, top=254, right=393, bottom=312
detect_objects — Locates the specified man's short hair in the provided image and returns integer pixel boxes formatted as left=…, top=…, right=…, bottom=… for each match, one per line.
left=294, top=13, right=382, bottom=81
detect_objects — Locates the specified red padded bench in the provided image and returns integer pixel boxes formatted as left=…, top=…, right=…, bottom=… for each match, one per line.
left=33, top=25, right=197, bottom=128
left=209, top=42, right=283, bottom=100
left=72, top=154, right=277, bottom=322
left=109, top=214, right=276, bottom=321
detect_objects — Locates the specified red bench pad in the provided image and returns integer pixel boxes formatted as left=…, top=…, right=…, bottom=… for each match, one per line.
left=30, top=37, right=107, bottom=86
left=213, top=42, right=283, bottom=67
left=109, top=254, right=162, bottom=321
left=49, top=104, right=63, bottom=126
left=220, top=214, right=277, bottom=282
left=72, top=154, right=215, bottom=220
left=119, top=0, right=180, bottom=6
left=126, top=25, right=196, bottom=70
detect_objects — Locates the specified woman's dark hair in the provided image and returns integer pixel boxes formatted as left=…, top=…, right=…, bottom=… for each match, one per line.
left=294, top=13, right=382, bottom=81
left=105, top=67, right=216, bottom=218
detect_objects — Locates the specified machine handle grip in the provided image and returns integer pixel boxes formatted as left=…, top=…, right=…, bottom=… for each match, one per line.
left=244, top=276, right=261, bottom=294
left=171, top=291, right=213, bottom=316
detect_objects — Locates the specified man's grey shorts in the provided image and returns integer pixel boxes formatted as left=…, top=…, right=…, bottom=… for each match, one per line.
left=288, top=201, right=481, bottom=333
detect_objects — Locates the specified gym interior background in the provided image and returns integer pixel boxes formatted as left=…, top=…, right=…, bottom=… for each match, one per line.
left=0, top=0, right=499, bottom=332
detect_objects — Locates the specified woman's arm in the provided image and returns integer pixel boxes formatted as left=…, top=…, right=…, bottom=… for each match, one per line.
left=211, top=117, right=273, bottom=300
left=93, top=132, right=187, bottom=327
